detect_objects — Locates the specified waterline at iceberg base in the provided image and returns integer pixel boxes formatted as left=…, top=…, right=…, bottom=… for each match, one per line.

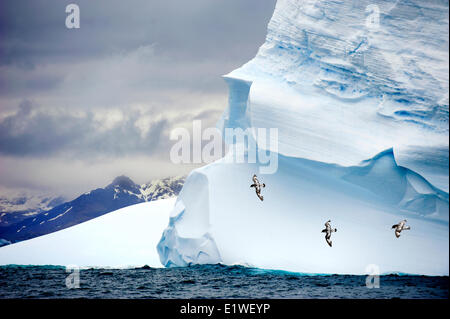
left=157, top=150, right=448, bottom=275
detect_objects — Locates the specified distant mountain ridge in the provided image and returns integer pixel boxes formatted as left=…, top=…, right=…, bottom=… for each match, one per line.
left=0, top=193, right=66, bottom=227
left=0, top=175, right=184, bottom=245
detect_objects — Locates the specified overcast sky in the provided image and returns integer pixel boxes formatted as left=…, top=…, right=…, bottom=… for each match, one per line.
left=0, top=0, right=276, bottom=197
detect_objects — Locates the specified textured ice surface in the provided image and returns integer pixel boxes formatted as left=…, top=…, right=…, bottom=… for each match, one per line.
left=223, top=0, right=449, bottom=191
left=158, top=0, right=449, bottom=275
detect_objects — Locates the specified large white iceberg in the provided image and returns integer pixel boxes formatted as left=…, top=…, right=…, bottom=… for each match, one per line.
left=157, top=0, right=449, bottom=275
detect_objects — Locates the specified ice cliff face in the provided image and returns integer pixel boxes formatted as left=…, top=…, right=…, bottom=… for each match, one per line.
left=157, top=0, right=449, bottom=275
left=225, top=0, right=449, bottom=191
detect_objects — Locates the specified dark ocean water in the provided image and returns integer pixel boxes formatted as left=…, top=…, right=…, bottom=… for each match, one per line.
left=0, top=264, right=447, bottom=299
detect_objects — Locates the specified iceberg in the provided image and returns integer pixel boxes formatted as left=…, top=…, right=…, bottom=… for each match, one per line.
left=157, top=0, right=449, bottom=275
left=0, top=198, right=175, bottom=267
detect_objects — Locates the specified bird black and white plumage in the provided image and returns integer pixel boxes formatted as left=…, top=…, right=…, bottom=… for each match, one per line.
left=392, top=219, right=410, bottom=238
left=321, top=220, right=337, bottom=247
left=250, top=174, right=265, bottom=201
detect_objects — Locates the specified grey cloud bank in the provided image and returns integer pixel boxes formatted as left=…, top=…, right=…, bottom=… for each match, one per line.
left=0, top=0, right=276, bottom=196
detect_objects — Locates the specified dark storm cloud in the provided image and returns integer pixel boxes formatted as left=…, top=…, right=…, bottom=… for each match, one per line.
left=0, top=0, right=276, bottom=67
left=0, top=0, right=276, bottom=105
left=0, top=100, right=169, bottom=157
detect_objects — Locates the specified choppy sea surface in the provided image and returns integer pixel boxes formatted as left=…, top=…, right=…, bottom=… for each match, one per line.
left=0, top=264, right=447, bottom=299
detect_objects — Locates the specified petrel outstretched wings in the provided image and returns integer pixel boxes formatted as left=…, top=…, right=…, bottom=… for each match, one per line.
left=321, top=220, right=337, bottom=247
left=392, top=219, right=410, bottom=238
left=250, top=174, right=265, bottom=201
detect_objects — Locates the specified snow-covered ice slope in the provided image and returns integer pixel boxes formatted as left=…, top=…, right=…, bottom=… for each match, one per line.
left=158, top=0, right=449, bottom=275
left=0, top=198, right=175, bottom=267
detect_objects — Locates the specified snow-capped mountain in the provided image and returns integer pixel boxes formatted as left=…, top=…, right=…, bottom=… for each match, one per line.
left=140, top=176, right=185, bottom=201
left=157, top=0, right=449, bottom=275
left=0, top=193, right=66, bottom=227
left=0, top=175, right=184, bottom=244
